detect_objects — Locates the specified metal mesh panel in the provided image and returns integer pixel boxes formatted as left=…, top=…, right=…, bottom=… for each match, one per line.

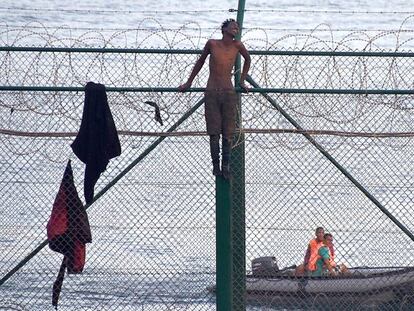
left=242, top=91, right=414, bottom=310
left=1, top=89, right=216, bottom=310
left=1, top=47, right=414, bottom=311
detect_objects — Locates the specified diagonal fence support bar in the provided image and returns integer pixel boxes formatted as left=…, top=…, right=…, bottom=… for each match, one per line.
left=0, top=97, right=205, bottom=287
left=247, top=75, right=414, bottom=243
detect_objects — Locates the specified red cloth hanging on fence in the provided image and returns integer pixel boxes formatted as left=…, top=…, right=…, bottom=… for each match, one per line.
left=47, top=160, right=92, bottom=308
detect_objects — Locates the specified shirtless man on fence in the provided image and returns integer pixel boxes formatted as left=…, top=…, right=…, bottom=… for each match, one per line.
left=179, top=18, right=251, bottom=180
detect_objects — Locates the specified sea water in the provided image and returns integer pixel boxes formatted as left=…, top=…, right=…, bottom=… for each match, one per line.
left=1, top=1, right=414, bottom=310
left=0, top=0, right=414, bottom=49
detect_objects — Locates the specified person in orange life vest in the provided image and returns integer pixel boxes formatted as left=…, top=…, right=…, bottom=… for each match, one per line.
left=303, top=227, right=325, bottom=272
left=324, top=233, right=337, bottom=270
left=308, top=238, right=336, bottom=276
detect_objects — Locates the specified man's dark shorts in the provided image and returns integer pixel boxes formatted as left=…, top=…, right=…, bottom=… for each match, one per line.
left=204, top=90, right=237, bottom=139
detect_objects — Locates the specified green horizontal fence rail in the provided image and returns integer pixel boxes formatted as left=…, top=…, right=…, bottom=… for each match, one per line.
left=0, top=86, right=414, bottom=94
left=1, top=46, right=414, bottom=57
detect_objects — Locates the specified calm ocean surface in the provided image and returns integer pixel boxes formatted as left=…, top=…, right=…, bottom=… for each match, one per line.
left=1, top=0, right=414, bottom=49
left=1, top=1, right=414, bottom=310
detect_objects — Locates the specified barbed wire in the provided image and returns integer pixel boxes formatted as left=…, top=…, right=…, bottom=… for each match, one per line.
left=1, top=17, right=414, bottom=49
left=2, top=23, right=413, bottom=33
left=1, top=6, right=413, bottom=15
left=0, top=7, right=232, bottom=14
left=243, top=9, right=414, bottom=14
left=1, top=20, right=414, bottom=158
left=3, top=128, right=414, bottom=138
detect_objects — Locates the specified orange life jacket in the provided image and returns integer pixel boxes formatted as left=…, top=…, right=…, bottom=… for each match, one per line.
left=307, top=239, right=325, bottom=271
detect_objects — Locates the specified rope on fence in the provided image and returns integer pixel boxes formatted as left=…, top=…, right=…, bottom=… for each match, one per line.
left=3, top=128, right=414, bottom=138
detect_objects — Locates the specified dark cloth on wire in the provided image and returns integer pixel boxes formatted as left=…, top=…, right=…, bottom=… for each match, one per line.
left=47, top=160, right=92, bottom=309
left=144, top=101, right=163, bottom=126
left=71, top=82, right=121, bottom=204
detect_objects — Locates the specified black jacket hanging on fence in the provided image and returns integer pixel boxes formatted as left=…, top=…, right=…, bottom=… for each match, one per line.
left=47, top=160, right=92, bottom=308
left=71, top=82, right=121, bottom=204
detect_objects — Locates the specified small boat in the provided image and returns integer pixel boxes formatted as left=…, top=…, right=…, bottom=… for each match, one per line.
left=245, top=257, right=414, bottom=306
left=209, top=257, right=414, bottom=307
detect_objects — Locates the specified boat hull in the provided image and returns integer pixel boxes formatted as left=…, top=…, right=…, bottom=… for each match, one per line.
left=247, top=268, right=414, bottom=294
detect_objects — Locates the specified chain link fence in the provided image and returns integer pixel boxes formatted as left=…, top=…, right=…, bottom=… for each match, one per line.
left=1, top=38, right=414, bottom=311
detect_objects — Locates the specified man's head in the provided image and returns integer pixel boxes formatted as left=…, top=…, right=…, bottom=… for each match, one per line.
left=315, top=227, right=325, bottom=242
left=221, top=18, right=240, bottom=37
left=324, top=233, right=333, bottom=245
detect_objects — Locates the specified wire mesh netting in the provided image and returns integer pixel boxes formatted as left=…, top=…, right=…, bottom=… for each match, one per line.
left=1, top=37, right=414, bottom=311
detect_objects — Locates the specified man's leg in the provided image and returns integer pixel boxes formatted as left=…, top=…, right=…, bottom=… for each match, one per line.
left=210, top=134, right=221, bottom=176
left=221, top=137, right=232, bottom=180
left=221, top=91, right=237, bottom=180
left=205, top=92, right=222, bottom=176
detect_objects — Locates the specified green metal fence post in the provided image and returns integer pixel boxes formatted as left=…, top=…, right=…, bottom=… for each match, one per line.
left=233, top=1, right=247, bottom=310
left=215, top=1, right=247, bottom=309
left=216, top=177, right=233, bottom=311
